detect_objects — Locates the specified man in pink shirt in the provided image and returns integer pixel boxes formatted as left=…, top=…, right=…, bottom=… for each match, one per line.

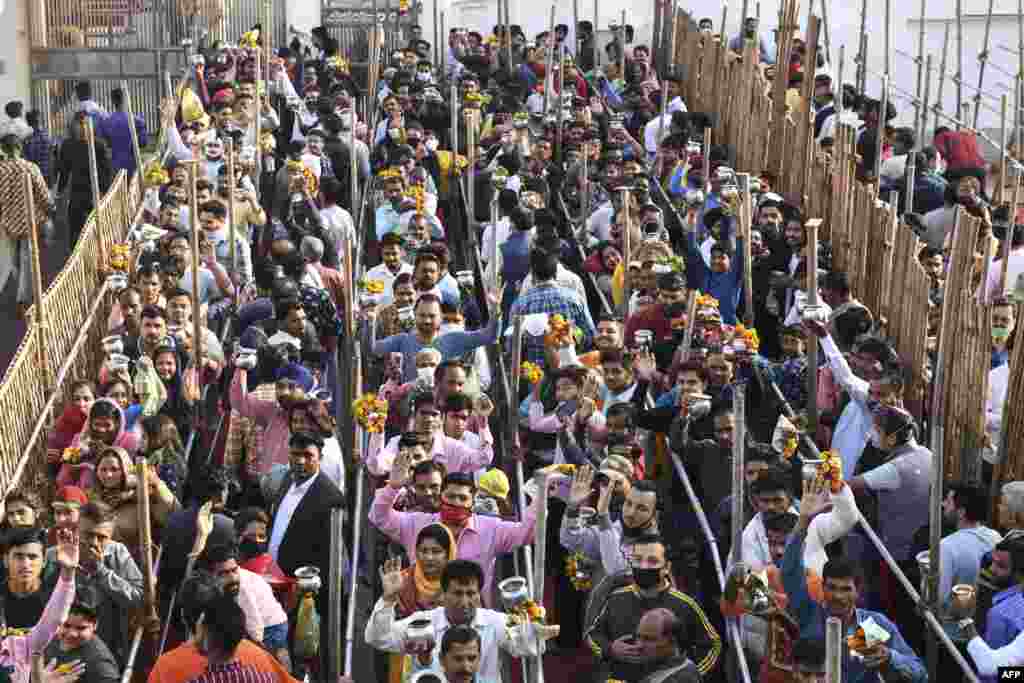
left=366, top=392, right=494, bottom=477
left=369, top=453, right=538, bottom=605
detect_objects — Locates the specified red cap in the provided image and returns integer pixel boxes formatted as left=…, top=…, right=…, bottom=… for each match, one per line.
left=53, top=486, right=88, bottom=507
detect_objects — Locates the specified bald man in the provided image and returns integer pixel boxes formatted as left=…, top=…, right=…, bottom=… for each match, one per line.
left=634, top=608, right=701, bottom=683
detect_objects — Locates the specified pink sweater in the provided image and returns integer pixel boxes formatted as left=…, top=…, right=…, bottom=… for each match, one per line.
left=3, top=575, right=75, bottom=683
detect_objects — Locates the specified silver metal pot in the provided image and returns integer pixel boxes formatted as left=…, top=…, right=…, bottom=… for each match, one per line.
left=498, top=576, right=530, bottom=609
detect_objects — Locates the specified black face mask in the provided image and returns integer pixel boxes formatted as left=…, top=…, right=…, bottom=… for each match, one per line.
left=238, top=538, right=268, bottom=559
left=633, top=567, right=663, bottom=590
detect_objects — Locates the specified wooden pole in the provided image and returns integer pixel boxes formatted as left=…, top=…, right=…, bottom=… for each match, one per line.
left=738, top=173, right=754, bottom=326
left=652, top=0, right=662, bottom=69
left=119, top=81, right=144, bottom=182
left=806, top=218, right=822, bottom=438
left=857, top=0, right=868, bottom=91
left=188, top=161, right=201, bottom=374
left=620, top=9, right=627, bottom=78
left=975, top=0, right=997, bottom=129
left=433, top=0, right=439, bottom=65
left=934, top=22, right=950, bottom=131
left=84, top=118, right=102, bottom=216
left=875, top=75, right=889, bottom=193
left=135, top=456, right=159, bottom=646
left=543, top=5, right=556, bottom=114
left=532, top=470, right=550, bottom=672
left=885, top=0, right=892, bottom=77
left=915, top=0, right=927, bottom=137
left=1001, top=94, right=1010, bottom=205
left=440, top=11, right=446, bottom=73
left=23, top=175, right=47, bottom=385
left=1018, top=0, right=1023, bottom=146
left=920, top=54, right=933, bottom=147
left=731, top=385, right=746, bottom=568
left=1002, top=175, right=1019, bottom=294
left=593, top=0, right=599, bottom=70
left=825, top=618, right=843, bottom=682
left=621, top=186, right=632, bottom=313
left=719, top=3, right=728, bottom=49
left=821, top=0, right=832, bottom=66
left=956, top=0, right=964, bottom=125
left=225, top=140, right=238, bottom=307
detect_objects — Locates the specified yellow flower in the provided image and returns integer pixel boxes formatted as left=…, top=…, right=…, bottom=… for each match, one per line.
left=364, top=280, right=385, bottom=294
left=62, top=448, right=81, bottom=464
left=352, top=394, right=388, bottom=433
left=520, top=361, right=543, bottom=384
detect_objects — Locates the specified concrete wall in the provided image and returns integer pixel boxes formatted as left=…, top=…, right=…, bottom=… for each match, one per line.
left=0, top=0, right=31, bottom=115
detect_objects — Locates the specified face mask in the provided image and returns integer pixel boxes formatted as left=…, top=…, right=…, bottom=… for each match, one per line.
left=426, top=138, right=439, bottom=152
left=238, top=538, right=268, bottom=558
left=416, top=72, right=431, bottom=82
left=417, top=366, right=436, bottom=383
left=440, top=501, right=473, bottom=526
left=993, top=326, right=1012, bottom=342
left=440, top=323, right=465, bottom=335
left=633, top=567, right=662, bottom=590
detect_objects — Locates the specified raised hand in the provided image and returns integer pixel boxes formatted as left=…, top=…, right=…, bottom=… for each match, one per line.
left=54, top=528, right=79, bottom=573
left=798, top=477, right=832, bottom=530
left=43, top=659, right=85, bottom=683
left=567, top=464, right=595, bottom=509
left=190, top=501, right=214, bottom=559
left=380, top=556, right=404, bottom=601
left=596, top=479, right=614, bottom=515
left=389, top=449, right=413, bottom=489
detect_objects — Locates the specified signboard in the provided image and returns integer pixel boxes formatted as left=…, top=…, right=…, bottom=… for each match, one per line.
left=322, top=0, right=406, bottom=25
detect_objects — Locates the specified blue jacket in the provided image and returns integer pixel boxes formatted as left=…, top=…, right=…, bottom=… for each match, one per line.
left=500, top=231, right=533, bottom=288
left=98, top=111, right=148, bottom=177
left=684, top=216, right=744, bottom=324
left=781, top=533, right=927, bottom=683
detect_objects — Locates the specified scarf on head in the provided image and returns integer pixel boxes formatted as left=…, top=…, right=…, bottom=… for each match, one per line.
left=398, top=523, right=457, bottom=616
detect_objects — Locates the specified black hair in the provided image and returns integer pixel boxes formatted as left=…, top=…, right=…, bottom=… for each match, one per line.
left=821, top=270, right=851, bottom=297
left=275, top=297, right=304, bottom=322
left=321, top=177, right=343, bottom=205
left=822, top=557, right=862, bottom=584
left=416, top=523, right=453, bottom=554
left=413, top=459, right=447, bottom=479
left=200, top=543, right=238, bottom=570
left=234, top=506, right=269, bottom=537
left=763, top=511, right=799, bottom=534
left=948, top=483, right=989, bottom=524
left=4, top=101, right=23, bottom=119
left=204, top=595, right=248, bottom=655
left=529, top=248, right=559, bottom=281
left=193, top=464, right=232, bottom=505
left=444, top=392, right=473, bottom=413
left=75, top=82, right=92, bottom=100
left=631, top=480, right=660, bottom=499
left=441, top=624, right=481, bottom=657
left=510, top=207, right=535, bottom=231
left=289, top=430, right=325, bottom=452
left=443, top=472, right=477, bottom=494
left=791, top=637, right=827, bottom=671
left=1, top=526, right=45, bottom=553
left=440, top=559, right=484, bottom=592
left=606, top=402, right=637, bottom=428
left=750, top=469, right=791, bottom=498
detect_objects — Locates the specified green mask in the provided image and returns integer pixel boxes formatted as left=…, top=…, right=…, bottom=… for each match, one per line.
left=993, top=325, right=1012, bottom=342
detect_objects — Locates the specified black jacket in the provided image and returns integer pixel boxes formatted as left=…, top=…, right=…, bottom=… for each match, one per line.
left=269, top=471, right=346, bottom=579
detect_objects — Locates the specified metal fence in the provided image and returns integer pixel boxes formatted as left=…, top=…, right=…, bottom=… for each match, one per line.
left=31, top=75, right=173, bottom=141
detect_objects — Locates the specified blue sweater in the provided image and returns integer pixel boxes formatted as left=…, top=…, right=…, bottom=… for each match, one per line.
left=371, top=315, right=500, bottom=383
left=684, top=216, right=745, bottom=324
left=781, top=533, right=927, bottom=683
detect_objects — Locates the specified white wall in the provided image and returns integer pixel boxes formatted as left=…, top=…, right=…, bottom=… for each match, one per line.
left=0, top=0, right=31, bottom=114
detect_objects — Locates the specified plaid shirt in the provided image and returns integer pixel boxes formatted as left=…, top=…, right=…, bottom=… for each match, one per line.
left=509, top=281, right=596, bottom=364
left=22, top=129, right=53, bottom=185
left=187, top=660, right=275, bottom=683
left=224, top=382, right=277, bottom=476
left=0, top=158, right=49, bottom=239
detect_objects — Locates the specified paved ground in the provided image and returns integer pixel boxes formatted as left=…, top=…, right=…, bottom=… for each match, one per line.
left=0, top=217, right=74, bottom=376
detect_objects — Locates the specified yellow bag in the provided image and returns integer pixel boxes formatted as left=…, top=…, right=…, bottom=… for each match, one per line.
left=294, top=593, right=320, bottom=660
left=180, top=88, right=206, bottom=124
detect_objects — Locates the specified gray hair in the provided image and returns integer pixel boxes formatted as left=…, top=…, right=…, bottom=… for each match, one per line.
left=300, top=235, right=325, bottom=263
left=1003, top=481, right=1024, bottom=518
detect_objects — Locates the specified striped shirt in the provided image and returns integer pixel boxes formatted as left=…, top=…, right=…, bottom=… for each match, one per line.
left=0, top=157, right=49, bottom=239
left=187, top=660, right=275, bottom=683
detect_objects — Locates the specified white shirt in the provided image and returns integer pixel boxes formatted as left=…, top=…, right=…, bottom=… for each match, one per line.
left=364, top=600, right=540, bottom=683
left=365, top=261, right=414, bottom=306
left=969, top=629, right=1024, bottom=677
left=319, top=205, right=357, bottom=256
left=986, top=248, right=1024, bottom=300
left=481, top=217, right=512, bottom=265
left=321, top=436, right=347, bottom=495
left=983, top=363, right=1010, bottom=464
left=880, top=153, right=908, bottom=184
left=643, top=97, right=688, bottom=155
left=269, top=472, right=319, bottom=561
left=586, top=203, right=615, bottom=242
left=236, top=567, right=289, bottom=644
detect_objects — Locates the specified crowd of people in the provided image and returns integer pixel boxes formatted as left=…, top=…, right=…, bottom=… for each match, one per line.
left=0, top=6, right=1021, bottom=683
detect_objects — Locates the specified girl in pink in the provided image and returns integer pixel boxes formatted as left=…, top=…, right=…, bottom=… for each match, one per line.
left=3, top=528, right=78, bottom=683
left=58, top=398, right=140, bottom=489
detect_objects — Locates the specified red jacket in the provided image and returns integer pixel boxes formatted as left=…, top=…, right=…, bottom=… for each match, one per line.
left=934, top=129, right=986, bottom=171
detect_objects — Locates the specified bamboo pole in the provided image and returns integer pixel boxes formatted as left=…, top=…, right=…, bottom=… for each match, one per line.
left=134, top=455, right=159, bottom=645
left=956, top=0, right=964, bottom=124
left=225, top=140, right=238, bottom=307
left=920, top=54, right=933, bottom=148
left=739, top=173, right=754, bottom=327
left=652, top=0, right=662, bottom=69
left=23, top=175, right=47, bottom=386
left=730, top=385, right=746, bottom=569
left=119, top=81, right=144, bottom=183
left=84, top=118, right=102, bottom=217
left=856, top=0, right=867, bottom=91
left=188, top=161, right=201, bottom=375
left=621, top=186, right=632, bottom=312
left=1018, top=0, right=1023, bottom=146
left=975, top=0, right=997, bottom=129
left=934, top=23, right=950, bottom=132
left=820, top=0, right=831, bottom=66
left=875, top=76, right=889, bottom=194
left=1001, top=94, right=1009, bottom=204
left=592, top=0, right=599, bottom=70
left=1005, top=177, right=1021, bottom=294
left=440, top=11, right=446, bottom=73
left=884, top=0, right=892, bottom=77
left=915, top=0, right=927, bottom=130
left=544, top=6, right=556, bottom=115
left=620, top=9, right=627, bottom=78
left=806, top=219, right=821, bottom=438
left=532, top=469, right=549, bottom=667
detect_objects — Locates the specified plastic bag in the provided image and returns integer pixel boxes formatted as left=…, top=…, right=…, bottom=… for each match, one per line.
left=180, top=88, right=206, bottom=124
left=294, top=593, right=320, bottom=660
left=134, top=356, right=168, bottom=416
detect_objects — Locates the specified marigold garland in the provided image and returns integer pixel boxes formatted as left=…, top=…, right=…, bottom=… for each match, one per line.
left=565, top=552, right=593, bottom=591
left=62, top=447, right=82, bottom=464
left=520, top=361, right=543, bottom=385
left=733, top=323, right=760, bottom=352
left=352, top=394, right=388, bottom=433
left=781, top=436, right=798, bottom=460
left=110, top=244, right=131, bottom=273
left=143, top=161, right=169, bottom=188
left=358, top=278, right=385, bottom=295
left=544, top=314, right=574, bottom=349
left=506, top=599, right=546, bottom=626
left=817, top=449, right=844, bottom=493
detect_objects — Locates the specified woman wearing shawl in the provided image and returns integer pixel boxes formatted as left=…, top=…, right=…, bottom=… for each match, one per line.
left=88, top=445, right=180, bottom=556
left=387, top=524, right=456, bottom=683
left=61, top=398, right=141, bottom=488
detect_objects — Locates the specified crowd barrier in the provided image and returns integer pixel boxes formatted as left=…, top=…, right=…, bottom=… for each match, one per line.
left=669, top=8, right=1007, bottom=485
left=0, top=169, right=141, bottom=501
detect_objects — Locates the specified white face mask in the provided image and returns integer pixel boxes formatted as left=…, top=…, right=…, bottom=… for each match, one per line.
left=425, top=138, right=439, bottom=152
left=439, top=322, right=465, bottom=335
left=417, top=366, right=437, bottom=384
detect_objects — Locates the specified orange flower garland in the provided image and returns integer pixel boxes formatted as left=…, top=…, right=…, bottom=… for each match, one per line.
left=544, top=314, right=574, bottom=349
left=817, top=450, right=844, bottom=493
left=352, top=394, right=388, bottom=433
